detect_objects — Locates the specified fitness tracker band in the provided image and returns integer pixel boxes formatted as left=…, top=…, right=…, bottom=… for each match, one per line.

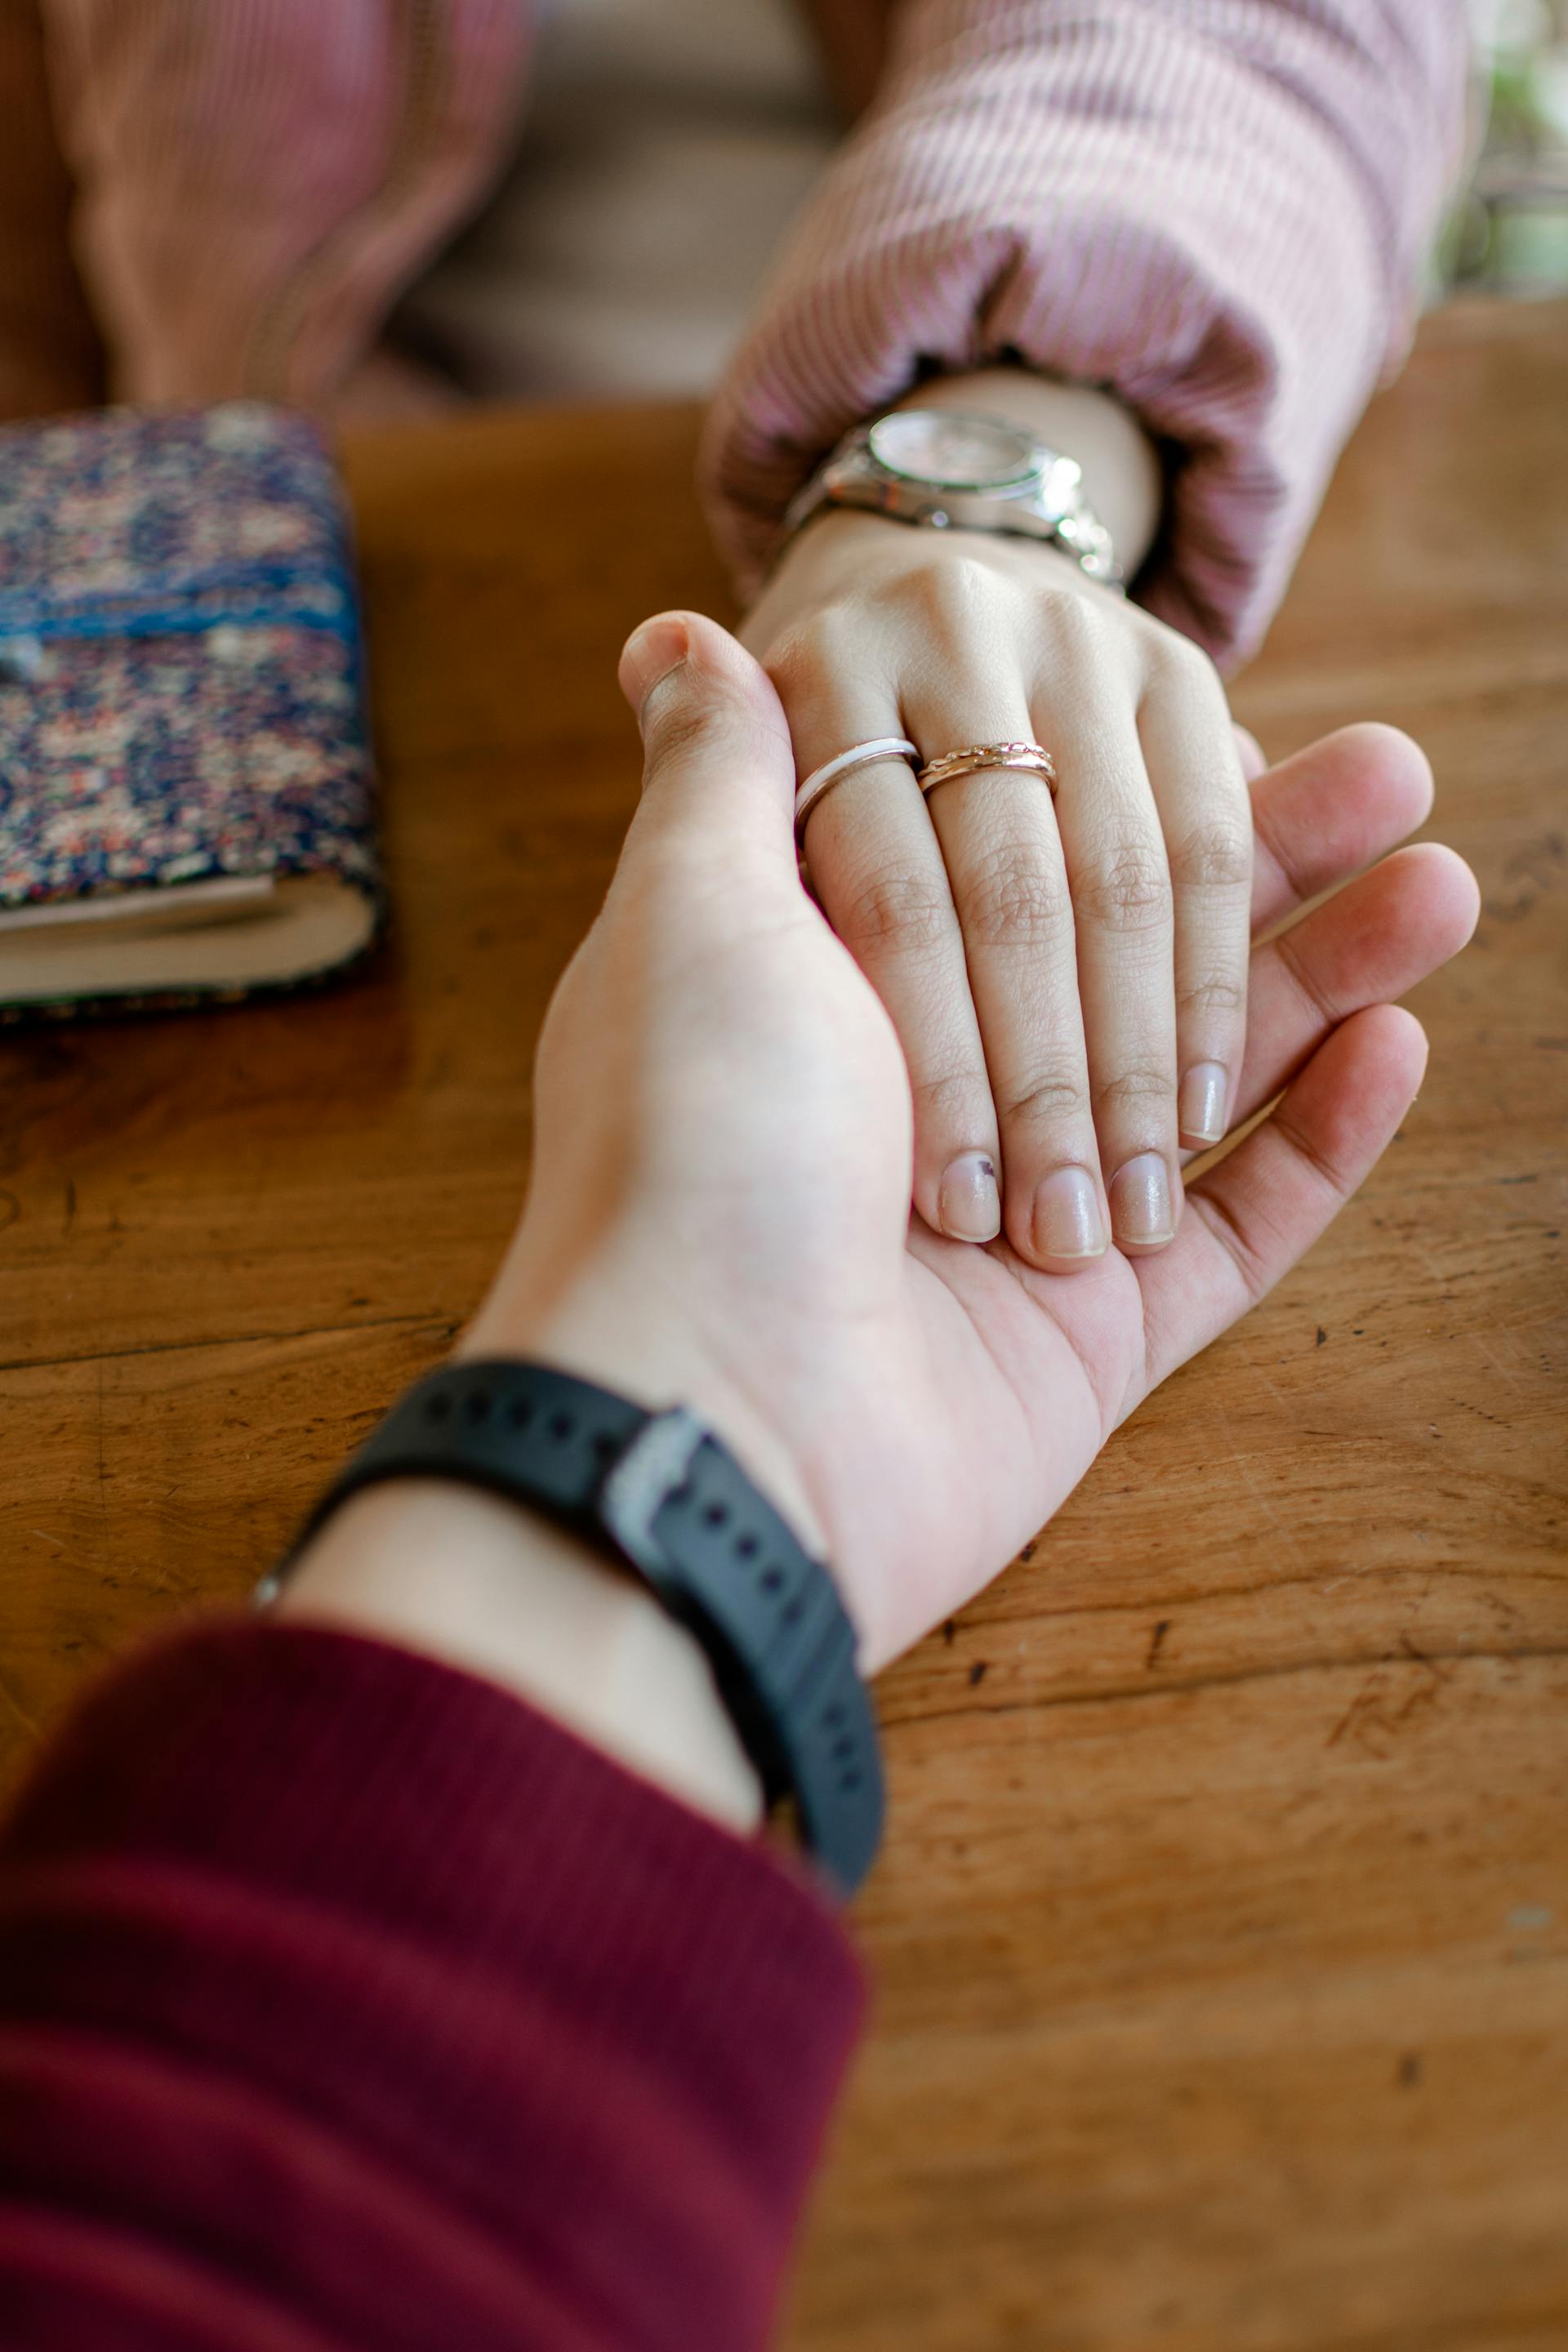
left=257, top=1358, right=884, bottom=1897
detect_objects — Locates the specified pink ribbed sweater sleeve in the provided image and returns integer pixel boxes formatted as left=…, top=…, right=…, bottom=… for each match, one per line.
left=703, top=0, right=1471, bottom=668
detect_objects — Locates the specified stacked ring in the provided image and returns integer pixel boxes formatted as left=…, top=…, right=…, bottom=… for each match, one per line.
left=794, top=736, right=920, bottom=841
left=917, top=740, right=1058, bottom=798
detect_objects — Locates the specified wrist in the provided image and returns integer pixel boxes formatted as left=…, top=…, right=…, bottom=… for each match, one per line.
left=891, top=365, right=1163, bottom=577
left=461, top=1233, right=832, bottom=1580
left=768, top=500, right=1099, bottom=600
left=280, top=1477, right=767, bottom=1834
left=764, top=367, right=1162, bottom=601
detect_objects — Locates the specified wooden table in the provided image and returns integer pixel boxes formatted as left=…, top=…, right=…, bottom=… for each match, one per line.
left=2, top=298, right=1565, bottom=2350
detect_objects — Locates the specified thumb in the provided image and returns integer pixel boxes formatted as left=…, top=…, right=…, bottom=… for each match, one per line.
left=618, top=611, right=799, bottom=875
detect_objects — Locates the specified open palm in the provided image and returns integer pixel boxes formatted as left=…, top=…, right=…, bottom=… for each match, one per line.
left=474, top=618, right=1477, bottom=1673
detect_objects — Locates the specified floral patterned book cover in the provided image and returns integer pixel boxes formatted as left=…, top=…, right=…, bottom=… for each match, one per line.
left=0, top=403, right=380, bottom=1021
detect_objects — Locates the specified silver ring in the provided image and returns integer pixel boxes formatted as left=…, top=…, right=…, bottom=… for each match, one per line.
left=794, top=736, right=920, bottom=842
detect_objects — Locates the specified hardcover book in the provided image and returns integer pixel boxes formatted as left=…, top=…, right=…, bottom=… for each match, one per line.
left=0, top=403, right=380, bottom=1018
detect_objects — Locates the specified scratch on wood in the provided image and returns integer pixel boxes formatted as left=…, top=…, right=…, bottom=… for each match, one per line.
left=96, top=1359, right=108, bottom=1524
left=1396, top=1632, right=1456, bottom=1682
left=1146, top=1619, right=1172, bottom=1670
left=1214, top=1402, right=1303, bottom=1561
left=1326, top=1642, right=1454, bottom=1756
left=1472, top=1335, right=1524, bottom=1396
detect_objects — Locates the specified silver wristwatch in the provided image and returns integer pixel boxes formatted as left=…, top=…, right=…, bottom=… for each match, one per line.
left=781, top=407, right=1122, bottom=587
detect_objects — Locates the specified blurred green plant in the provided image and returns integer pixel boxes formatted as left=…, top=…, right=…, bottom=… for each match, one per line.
left=1449, top=0, right=1568, bottom=291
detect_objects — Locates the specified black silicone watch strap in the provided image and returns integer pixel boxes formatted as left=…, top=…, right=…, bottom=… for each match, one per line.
left=262, top=1358, right=884, bottom=1897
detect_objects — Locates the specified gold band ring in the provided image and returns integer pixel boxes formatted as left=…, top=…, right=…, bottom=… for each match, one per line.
left=916, top=740, right=1058, bottom=799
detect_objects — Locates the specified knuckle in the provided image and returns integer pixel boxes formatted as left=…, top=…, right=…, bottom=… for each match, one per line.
left=764, top=610, right=848, bottom=702
left=1169, top=814, right=1252, bottom=894
left=911, top=1066, right=990, bottom=1125
left=1147, top=626, right=1223, bottom=700
left=838, top=866, right=954, bottom=955
left=1038, top=588, right=1120, bottom=676
left=1094, top=1063, right=1175, bottom=1117
left=893, top=553, right=1008, bottom=636
left=1078, top=838, right=1172, bottom=933
left=1178, top=971, right=1247, bottom=1020
left=960, top=837, right=1071, bottom=950
left=1000, top=1059, right=1089, bottom=1132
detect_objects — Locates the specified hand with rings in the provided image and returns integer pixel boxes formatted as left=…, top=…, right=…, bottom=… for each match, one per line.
left=742, top=484, right=1259, bottom=1269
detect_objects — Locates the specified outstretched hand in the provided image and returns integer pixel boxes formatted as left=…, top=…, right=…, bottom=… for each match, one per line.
left=466, top=616, right=1477, bottom=1673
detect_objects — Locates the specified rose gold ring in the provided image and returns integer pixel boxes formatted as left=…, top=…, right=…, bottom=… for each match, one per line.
left=916, top=740, right=1058, bottom=799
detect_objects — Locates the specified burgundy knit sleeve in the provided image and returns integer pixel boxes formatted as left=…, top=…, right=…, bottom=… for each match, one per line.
left=0, top=1619, right=862, bottom=2350
left=702, top=0, right=1472, bottom=669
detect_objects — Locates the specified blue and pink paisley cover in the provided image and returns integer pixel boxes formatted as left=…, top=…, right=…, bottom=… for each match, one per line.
left=0, top=403, right=378, bottom=1001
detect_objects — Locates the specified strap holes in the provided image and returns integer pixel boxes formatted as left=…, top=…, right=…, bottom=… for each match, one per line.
left=762, top=1568, right=785, bottom=1595
left=703, top=1502, right=728, bottom=1530
left=839, top=1771, right=862, bottom=1794
left=547, top=1413, right=573, bottom=1441
left=508, top=1399, right=534, bottom=1428
left=735, top=1532, right=760, bottom=1559
left=464, top=1392, right=491, bottom=1423
left=822, top=1703, right=845, bottom=1729
left=592, top=1431, right=620, bottom=1462
left=831, top=1735, right=855, bottom=1762
left=782, top=1597, right=804, bottom=1628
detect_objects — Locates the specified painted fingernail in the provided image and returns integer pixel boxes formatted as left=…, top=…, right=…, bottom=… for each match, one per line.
left=938, top=1151, right=1001, bottom=1243
left=1178, top=1062, right=1229, bottom=1147
left=1031, top=1165, right=1106, bottom=1262
left=1110, top=1153, right=1175, bottom=1250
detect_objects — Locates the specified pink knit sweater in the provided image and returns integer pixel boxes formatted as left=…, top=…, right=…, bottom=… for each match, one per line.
left=38, top=0, right=1469, bottom=666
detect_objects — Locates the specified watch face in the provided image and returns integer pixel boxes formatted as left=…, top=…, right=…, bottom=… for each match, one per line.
left=867, top=409, right=1040, bottom=492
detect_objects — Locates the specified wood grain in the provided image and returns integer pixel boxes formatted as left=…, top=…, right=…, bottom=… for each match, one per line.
left=1, top=300, right=1565, bottom=2350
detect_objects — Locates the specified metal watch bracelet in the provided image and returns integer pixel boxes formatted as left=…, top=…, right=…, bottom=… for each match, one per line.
left=780, top=410, right=1124, bottom=587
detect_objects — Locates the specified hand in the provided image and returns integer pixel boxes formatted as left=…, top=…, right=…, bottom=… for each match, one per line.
left=739, top=386, right=1246, bottom=1272
left=462, top=615, right=1477, bottom=1675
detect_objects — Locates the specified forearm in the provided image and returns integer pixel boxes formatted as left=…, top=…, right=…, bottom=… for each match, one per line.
left=0, top=1294, right=867, bottom=2347
left=702, top=0, right=1470, bottom=664
left=0, top=1607, right=858, bottom=2349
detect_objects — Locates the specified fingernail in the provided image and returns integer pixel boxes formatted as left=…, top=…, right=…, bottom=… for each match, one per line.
left=1178, top=1062, right=1229, bottom=1147
left=619, top=615, right=689, bottom=724
left=1031, top=1165, right=1106, bottom=1261
left=1110, top=1152, right=1175, bottom=1250
left=938, top=1151, right=1000, bottom=1243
